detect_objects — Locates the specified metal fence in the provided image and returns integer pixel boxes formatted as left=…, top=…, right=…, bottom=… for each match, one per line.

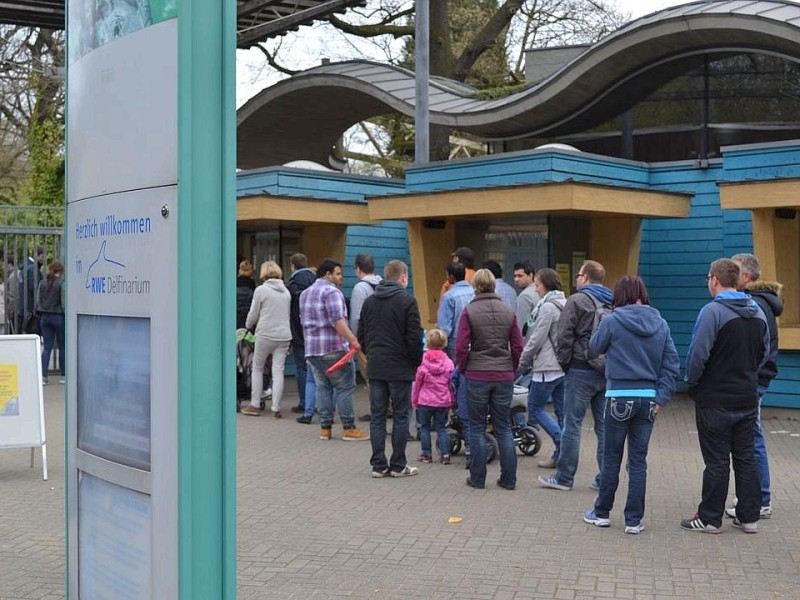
left=1, top=205, right=64, bottom=334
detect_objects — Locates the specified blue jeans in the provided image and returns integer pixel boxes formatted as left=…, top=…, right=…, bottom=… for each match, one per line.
left=466, top=379, right=516, bottom=488
left=40, top=312, right=65, bottom=379
left=307, top=352, right=356, bottom=429
left=527, top=377, right=564, bottom=460
left=369, top=380, right=411, bottom=472
left=417, top=405, right=449, bottom=458
left=292, top=343, right=307, bottom=405
left=696, top=405, right=760, bottom=527
left=554, top=368, right=605, bottom=488
left=754, top=389, right=771, bottom=506
left=594, top=396, right=655, bottom=526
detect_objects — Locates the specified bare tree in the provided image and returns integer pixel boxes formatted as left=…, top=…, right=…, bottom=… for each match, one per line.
left=245, top=0, right=626, bottom=165
left=0, top=25, right=64, bottom=205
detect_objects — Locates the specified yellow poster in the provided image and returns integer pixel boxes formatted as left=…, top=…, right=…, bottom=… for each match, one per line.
left=0, top=363, right=20, bottom=416
left=555, top=263, right=571, bottom=290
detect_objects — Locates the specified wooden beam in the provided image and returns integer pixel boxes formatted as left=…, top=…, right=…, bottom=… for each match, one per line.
left=303, top=225, right=347, bottom=267
left=237, top=195, right=375, bottom=225
left=407, top=219, right=455, bottom=327
left=590, top=215, right=642, bottom=288
left=720, top=179, right=800, bottom=210
left=779, top=326, right=800, bottom=350
left=368, top=182, right=690, bottom=220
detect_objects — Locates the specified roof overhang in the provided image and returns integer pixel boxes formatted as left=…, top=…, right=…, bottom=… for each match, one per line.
left=0, top=0, right=365, bottom=48
left=719, top=178, right=800, bottom=209
left=237, top=194, right=376, bottom=226
left=367, top=181, right=691, bottom=221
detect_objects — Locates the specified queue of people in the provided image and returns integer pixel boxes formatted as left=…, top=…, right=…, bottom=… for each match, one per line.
left=238, top=248, right=779, bottom=534
left=3, top=247, right=66, bottom=385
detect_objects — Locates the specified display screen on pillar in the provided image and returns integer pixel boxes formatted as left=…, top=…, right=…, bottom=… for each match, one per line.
left=76, top=315, right=151, bottom=471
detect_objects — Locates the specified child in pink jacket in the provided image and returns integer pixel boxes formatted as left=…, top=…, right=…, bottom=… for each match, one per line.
left=413, top=329, right=456, bottom=464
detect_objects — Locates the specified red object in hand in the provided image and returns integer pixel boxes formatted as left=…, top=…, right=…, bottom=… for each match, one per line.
left=326, top=347, right=358, bottom=375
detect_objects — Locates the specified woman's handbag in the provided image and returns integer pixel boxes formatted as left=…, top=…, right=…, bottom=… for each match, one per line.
left=23, top=312, right=41, bottom=336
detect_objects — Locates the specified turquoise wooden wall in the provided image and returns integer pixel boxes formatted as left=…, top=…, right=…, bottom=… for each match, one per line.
left=237, top=145, right=800, bottom=408
left=642, top=144, right=800, bottom=408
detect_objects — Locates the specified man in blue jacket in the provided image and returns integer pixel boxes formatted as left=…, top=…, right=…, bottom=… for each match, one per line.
left=681, top=258, right=768, bottom=534
left=287, top=253, right=317, bottom=420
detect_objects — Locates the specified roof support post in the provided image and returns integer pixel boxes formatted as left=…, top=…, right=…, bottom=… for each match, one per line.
left=414, top=0, right=430, bottom=164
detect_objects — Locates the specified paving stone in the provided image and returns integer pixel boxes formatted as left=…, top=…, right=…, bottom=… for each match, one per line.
left=3, top=384, right=800, bottom=598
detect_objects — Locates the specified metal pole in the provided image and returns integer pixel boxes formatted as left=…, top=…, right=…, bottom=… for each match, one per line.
left=415, top=0, right=430, bottom=164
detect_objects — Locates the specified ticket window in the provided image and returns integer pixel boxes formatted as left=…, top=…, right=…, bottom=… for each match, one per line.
left=238, top=226, right=302, bottom=279
left=455, top=216, right=590, bottom=293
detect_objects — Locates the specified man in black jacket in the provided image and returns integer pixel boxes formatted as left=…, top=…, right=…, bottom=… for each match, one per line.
left=725, top=253, right=783, bottom=520
left=357, top=260, right=423, bottom=478
left=682, top=258, right=768, bottom=534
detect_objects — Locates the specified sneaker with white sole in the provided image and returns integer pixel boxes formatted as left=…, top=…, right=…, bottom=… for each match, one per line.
left=725, top=504, right=772, bottom=519
left=625, top=522, right=645, bottom=535
left=371, top=468, right=390, bottom=478
left=680, top=515, right=721, bottom=534
left=583, top=509, right=610, bottom=527
left=390, top=465, right=419, bottom=477
left=731, top=518, right=758, bottom=533
left=538, top=475, right=572, bottom=491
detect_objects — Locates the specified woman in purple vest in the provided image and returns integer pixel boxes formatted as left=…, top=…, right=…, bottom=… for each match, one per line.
left=455, top=269, right=524, bottom=490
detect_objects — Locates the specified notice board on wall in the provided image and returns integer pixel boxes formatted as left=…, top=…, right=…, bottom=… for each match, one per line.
left=0, top=335, right=47, bottom=479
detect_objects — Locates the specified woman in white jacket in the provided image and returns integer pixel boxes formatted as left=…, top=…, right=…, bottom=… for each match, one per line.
left=242, top=261, right=292, bottom=418
left=518, top=268, right=567, bottom=468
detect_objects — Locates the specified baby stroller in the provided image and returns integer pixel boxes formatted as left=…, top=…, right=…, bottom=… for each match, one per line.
left=487, top=384, right=541, bottom=456
left=446, top=410, right=499, bottom=464
left=447, top=384, right=541, bottom=459
left=235, top=328, right=271, bottom=412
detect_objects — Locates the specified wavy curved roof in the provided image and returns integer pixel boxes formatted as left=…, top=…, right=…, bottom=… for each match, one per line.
left=238, top=0, right=800, bottom=169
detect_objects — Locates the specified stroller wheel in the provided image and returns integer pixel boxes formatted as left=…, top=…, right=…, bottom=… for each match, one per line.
left=485, top=432, right=499, bottom=464
left=448, top=431, right=462, bottom=456
left=518, top=426, right=542, bottom=456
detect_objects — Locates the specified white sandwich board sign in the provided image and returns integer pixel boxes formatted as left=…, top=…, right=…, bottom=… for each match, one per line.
left=0, top=334, right=48, bottom=480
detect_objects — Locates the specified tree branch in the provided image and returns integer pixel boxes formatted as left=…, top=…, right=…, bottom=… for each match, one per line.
left=453, top=0, right=525, bottom=82
left=254, top=44, right=299, bottom=77
left=328, top=9, right=414, bottom=39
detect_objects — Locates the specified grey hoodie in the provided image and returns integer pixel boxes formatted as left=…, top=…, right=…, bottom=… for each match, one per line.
left=246, top=278, right=291, bottom=341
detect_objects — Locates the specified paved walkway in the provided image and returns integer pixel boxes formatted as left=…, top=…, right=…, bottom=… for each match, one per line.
left=2, top=380, right=800, bottom=599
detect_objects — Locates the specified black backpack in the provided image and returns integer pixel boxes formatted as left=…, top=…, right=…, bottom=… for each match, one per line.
left=583, top=292, right=612, bottom=374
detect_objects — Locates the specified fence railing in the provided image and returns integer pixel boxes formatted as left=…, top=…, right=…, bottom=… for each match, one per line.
left=1, top=205, right=65, bottom=335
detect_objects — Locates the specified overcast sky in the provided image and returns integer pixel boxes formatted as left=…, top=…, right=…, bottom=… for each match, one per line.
left=620, top=0, right=693, bottom=18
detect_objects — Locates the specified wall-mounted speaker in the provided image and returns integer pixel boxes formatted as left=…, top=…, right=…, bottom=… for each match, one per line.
left=775, top=208, right=797, bottom=220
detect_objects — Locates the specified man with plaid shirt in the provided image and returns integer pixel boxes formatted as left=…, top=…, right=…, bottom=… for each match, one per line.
left=300, top=258, right=369, bottom=441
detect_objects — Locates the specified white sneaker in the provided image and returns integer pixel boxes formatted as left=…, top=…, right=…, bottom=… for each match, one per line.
left=261, top=387, right=272, bottom=398
left=625, top=522, right=645, bottom=535
left=725, top=503, right=772, bottom=519
left=731, top=518, right=758, bottom=534
left=390, top=465, right=419, bottom=477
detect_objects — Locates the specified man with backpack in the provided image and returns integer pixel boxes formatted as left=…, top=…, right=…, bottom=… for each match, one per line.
left=349, top=253, right=382, bottom=421
left=539, top=259, right=612, bottom=492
